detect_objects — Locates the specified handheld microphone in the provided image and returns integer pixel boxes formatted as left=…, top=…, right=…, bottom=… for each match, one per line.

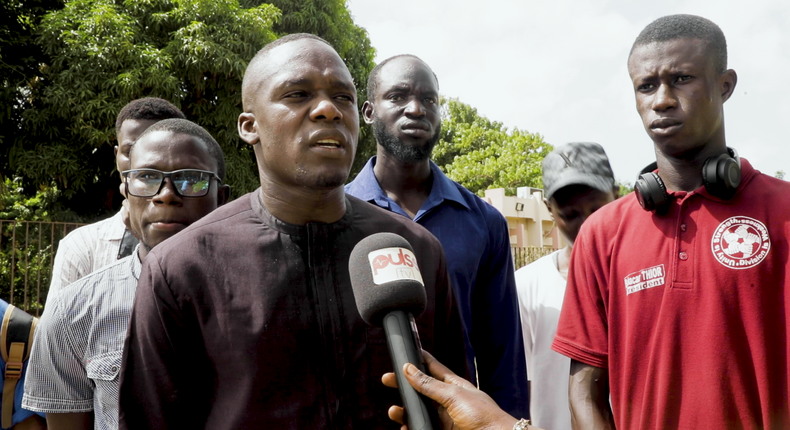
left=349, top=232, right=436, bottom=430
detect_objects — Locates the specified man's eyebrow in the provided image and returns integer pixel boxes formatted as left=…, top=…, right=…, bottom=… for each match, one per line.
left=328, top=79, right=356, bottom=93
left=669, top=64, right=697, bottom=74
left=273, top=77, right=356, bottom=93
left=383, top=83, right=436, bottom=95
left=384, top=83, right=412, bottom=92
left=276, top=78, right=311, bottom=89
left=129, top=164, right=159, bottom=170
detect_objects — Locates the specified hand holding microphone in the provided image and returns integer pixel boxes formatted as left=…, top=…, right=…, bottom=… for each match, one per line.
left=349, top=232, right=437, bottom=430
left=383, top=350, right=544, bottom=430
left=350, top=234, right=541, bottom=430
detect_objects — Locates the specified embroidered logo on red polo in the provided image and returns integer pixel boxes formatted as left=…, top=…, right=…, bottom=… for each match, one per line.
left=368, top=247, right=424, bottom=286
left=711, top=216, right=770, bottom=269
left=624, top=264, right=665, bottom=295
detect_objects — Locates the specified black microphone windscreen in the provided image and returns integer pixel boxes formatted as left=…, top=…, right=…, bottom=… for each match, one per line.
left=349, top=232, right=428, bottom=326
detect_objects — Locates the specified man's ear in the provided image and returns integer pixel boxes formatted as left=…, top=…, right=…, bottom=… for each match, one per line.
left=121, top=200, right=131, bottom=231
left=720, top=69, right=738, bottom=103
left=361, top=100, right=375, bottom=125
left=543, top=198, right=554, bottom=219
left=217, top=184, right=231, bottom=206
left=238, top=112, right=259, bottom=145
left=119, top=182, right=131, bottom=231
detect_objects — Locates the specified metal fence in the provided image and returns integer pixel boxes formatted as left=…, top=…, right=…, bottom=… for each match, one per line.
left=512, top=246, right=555, bottom=270
left=0, top=220, right=86, bottom=315
left=0, top=220, right=552, bottom=315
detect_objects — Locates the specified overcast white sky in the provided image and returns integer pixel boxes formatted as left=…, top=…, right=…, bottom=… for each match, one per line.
left=347, top=0, right=790, bottom=184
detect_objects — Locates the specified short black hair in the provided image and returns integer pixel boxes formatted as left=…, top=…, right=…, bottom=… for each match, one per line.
left=367, top=54, right=439, bottom=102
left=115, top=97, right=185, bottom=137
left=131, top=118, right=226, bottom=182
left=241, top=33, right=332, bottom=110
left=630, top=14, right=728, bottom=73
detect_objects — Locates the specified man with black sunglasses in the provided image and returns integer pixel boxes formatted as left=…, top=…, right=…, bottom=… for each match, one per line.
left=46, top=97, right=185, bottom=299
left=23, top=118, right=229, bottom=430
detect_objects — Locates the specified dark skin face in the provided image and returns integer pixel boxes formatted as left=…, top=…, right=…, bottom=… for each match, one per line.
left=547, top=185, right=617, bottom=246
left=238, top=39, right=359, bottom=225
left=564, top=37, right=740, bottom=430
left=117, top=119, right=161, bottom=232
left=362, top=57, right=441, bottom=218
left=124, top=130, right=229, bottom=259
left=52, top=121, right=158, bottom=428
left=628, top=38, right=737, bottom=191
left=114, top=119, right=160, bottom=176
left=238, top=39, right=359, bottom=191
left=363, top=57, right=441, bottom=162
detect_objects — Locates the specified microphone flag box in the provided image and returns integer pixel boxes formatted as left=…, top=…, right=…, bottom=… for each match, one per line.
left=368, top=247, right=424, bottom=286
left=349, top=232, right=428, bottom=326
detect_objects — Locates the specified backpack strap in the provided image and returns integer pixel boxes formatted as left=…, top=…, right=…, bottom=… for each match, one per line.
left=1, top=305, right=37, bottom=429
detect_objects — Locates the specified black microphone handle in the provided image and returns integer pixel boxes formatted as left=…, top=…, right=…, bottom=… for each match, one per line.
left=382, top=310, right=436, bottom=430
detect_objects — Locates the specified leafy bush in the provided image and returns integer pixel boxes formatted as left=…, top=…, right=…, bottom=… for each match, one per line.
left=0, top=178, right=84, bottom=312
left=435, top=98, right=553, bottom=196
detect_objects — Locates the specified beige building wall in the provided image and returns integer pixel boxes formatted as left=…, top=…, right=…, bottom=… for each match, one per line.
left=483, top=187, right=565, bottom=250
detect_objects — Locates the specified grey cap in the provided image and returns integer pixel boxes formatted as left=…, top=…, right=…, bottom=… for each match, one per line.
left=542, top=142, right=615, bottom=200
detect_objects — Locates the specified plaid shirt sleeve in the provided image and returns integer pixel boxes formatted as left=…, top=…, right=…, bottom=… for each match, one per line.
left=47, top=234, right=91, bottom=303
left=22, top=289, right=93, bottom=413
left=46, top=212, right=127, bottom=302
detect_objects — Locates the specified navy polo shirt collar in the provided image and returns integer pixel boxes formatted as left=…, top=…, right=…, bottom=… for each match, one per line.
left=346, top=156, right=470, bottom=219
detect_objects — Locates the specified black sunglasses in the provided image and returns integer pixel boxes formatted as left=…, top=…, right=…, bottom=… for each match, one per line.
left=122, top=169, right=220, bottom=198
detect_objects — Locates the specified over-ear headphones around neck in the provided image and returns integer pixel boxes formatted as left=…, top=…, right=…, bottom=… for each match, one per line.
left=634, top=147, right=741, bottom=213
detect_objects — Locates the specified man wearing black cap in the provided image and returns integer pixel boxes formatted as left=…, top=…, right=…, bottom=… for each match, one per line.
left=515, top=142, right=618, bottom=430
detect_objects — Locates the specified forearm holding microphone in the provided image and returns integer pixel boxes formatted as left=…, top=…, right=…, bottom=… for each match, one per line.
left=383, top=350, right=543, bottom=430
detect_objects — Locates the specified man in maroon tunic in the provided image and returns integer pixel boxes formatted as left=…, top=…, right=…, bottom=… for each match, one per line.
left=118, top=33, right=468, bottom=429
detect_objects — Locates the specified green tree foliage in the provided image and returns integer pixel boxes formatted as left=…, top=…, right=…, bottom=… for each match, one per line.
left=7, top=0, right=280, bottom=218
left=775, top=170, right=785, bottom=180
left=0, top=0, right=64, bottom=169
left=0, top=177, right=81, bottom=311
left=616, top=179, right=634, bottom=196
left=0, top=177, right=78, bottom=221
left=0, top=177, right=82, bottom=309
left=3, top=0, right=376, bottom=220
left=434, top=98, right=552, bottom=196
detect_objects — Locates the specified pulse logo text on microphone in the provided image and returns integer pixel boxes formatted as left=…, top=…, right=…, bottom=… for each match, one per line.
left=367, top=247, right=425, bottom=286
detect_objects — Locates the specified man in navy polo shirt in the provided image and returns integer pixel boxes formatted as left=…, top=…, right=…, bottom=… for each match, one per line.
left=346, top=54, right=528, bottom=417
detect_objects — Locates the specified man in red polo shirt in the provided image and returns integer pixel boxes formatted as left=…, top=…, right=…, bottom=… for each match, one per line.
left=552, top=14, right=790, bottom=429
